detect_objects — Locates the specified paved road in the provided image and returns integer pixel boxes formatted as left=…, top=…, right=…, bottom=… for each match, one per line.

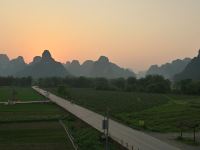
left=33, top=86, right=180, bottom=150
left=0, top=101, right=50, bottom=105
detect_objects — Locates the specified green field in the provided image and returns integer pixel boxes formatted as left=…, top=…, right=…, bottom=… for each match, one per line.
left=0, top=122, right=73, bottom=150
left=49, top=88, right=200, bottom=132
left=0, top=86, right=44, bottom=102
left=0, top=102, right=124, bottom=150
left=0, top=103, right=72, bottom=150
left=0, top=103, right=66, bottom=122
left=63, top=114, right=125, bottom=150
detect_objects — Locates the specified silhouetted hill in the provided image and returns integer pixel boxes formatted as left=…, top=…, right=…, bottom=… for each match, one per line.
left=80, top=60, right=94, bottom=76
left=29, top=56, right=42, bottom=65
left=64, top=56, right=135, bottom=78
left=1, top=51, right=134, bottom=78
left=0, top=54, right=9, bottom=65
left=9, top=56, right=26, bottom=74
left=0, top=54, right=10, bottom=76
left=174, top=50, right=200, bottom=81
left=146, top=58, right=191, bottom=79
left=67, top=60, right=81, bottom=75
left=17, top=50, right=69, bottom=78
left=0, top=55, right=27, bottom=76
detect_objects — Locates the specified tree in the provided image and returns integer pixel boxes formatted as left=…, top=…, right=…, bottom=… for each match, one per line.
left=111, top=78, right=126, bottom=90
left=94, top=78, right=110, bottom=90
left=8, top=87, right=18, bottom=104
left=57, top=85, right=71, bottom=99
left=126, top=77, right=137, bottom=91
left=176, top=121, right=186, bottom=139
left=187, top=123, right=199, bottom=143
left=175, top=79, right=200, bottom=95
left=137, top=75, right=171, bottom=93
left=74, top=77, right=94, bottom=88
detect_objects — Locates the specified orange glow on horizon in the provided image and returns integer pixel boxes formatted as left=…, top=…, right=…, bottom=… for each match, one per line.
left=0, top=0, right=200, bottom=72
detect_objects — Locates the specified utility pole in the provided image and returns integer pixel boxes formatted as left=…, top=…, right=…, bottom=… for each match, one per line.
left=10, top=87, right=17, bottom=104
left=106, top=108, right=109, bottom=150
left=102, top=108, right=109, bottom=150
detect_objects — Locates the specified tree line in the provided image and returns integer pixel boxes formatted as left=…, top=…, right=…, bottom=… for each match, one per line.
left=37, top=75, right=172, bottom=93
left=37, top=75, right=200, bottom=95
left=1, top=75, right=200, bottom=95
left=0, top=76, right=32, bottom=86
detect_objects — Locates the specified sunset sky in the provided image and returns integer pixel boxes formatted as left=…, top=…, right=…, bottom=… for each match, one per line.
left=0, top=0, right=200, bottom=72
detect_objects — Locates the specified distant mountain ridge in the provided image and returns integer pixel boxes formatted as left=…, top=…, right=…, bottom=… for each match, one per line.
left=0, top=50, right=135, bottom=78
left=146, top=58, right=191, bottom=79
left=2, top=49, right=199, bottom=80
left=174, top=50, right=200, bottom=81
left=63, top=56, right=135, bottom=78
left=0, top=54, right=26, bottom=76
left=16, top=50, right=69, bottom=78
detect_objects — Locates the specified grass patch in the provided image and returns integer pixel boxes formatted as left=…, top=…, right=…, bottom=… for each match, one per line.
left=119, top=100, right=200, bottom=132
left=49, top=88, right=169, bottom=115
left=48, top=88, right=200, bottom=132
left=0, top=103, right=67, bottom=122
left=0, top=122, right=74, bottom=150
left=0, top=86, right=45, bottom=102
left=0, top=102, right=124, bottom=149
left=63, top=114, right=126, bottom=150
left=176, top=136, right=200, bottom=146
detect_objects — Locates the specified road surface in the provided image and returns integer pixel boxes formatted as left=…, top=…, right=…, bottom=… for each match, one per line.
left=33, top=86, right=180, bottom=150
left=0, top=101, right=50, bottom=105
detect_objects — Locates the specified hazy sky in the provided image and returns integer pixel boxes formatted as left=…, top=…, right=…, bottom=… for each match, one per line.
left=0, top=0, right=200, bottom=72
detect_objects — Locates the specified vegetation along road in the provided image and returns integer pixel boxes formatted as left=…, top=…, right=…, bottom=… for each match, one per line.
left=33, top=86, right=180, bottom=150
